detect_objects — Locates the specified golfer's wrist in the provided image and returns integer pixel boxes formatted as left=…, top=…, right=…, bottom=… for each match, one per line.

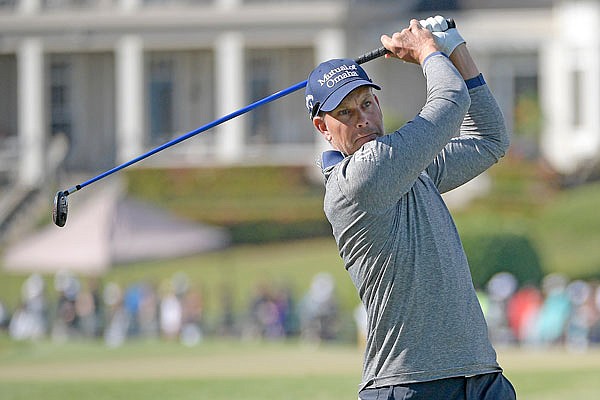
left=421, top=50, right=447, bottom=67
left=449, top=44, right=479, bottom=80
left=419, top=45, right=442, bottom=65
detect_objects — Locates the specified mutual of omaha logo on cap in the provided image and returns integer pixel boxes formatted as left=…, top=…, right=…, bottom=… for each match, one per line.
left=318, top=63, right=360, bottom=88
left=305, top=58, right=380, bottom=119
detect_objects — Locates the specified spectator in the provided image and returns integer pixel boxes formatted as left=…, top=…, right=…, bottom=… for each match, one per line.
left=75, top=278, right=103, bottom=338
left=180, top=286, right=204, bottom=346
left=506, top=285, right=543, bottom=343
left=485, top=272, right=518, bottom=345
left=246, top=282, right=285, bottom=339
left=532, top=273, right=572, bottom=345
left=217, top=283, right=237, bottom=337
left=103, top=282, right=129, bottom=348
left=565, top=280, right=595, bottom=351
left=7, top=274, right=48, bottom=341
left=159, top=281, right=182, bottom=341
left=0, top=300, right=8, bottom=330
left=138, top=282, right=160, bottom=339
left=299, top=273, right=339, bottom=342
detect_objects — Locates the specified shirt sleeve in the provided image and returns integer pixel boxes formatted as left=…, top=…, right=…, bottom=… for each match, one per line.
left=425, top=80, right=510, bottom=194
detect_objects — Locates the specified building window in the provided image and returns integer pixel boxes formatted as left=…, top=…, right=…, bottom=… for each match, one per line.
left=50, top=60, right=72, bottom=139
left=246, top=48, right=313, bottom=146
left=148, top=55, right=174, bottom=145
left=247, top=53, right=273, bottom=144
left=514, top=75, right=541, bottom=137
left=0, top=0, right=16, bottom=10
left=513, top=74, right=541, bottom=158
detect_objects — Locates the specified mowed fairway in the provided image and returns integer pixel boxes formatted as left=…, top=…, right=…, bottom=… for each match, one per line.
left=1, top=338, right=600, bottom=399
left=0, top=339, right=362, bottom=399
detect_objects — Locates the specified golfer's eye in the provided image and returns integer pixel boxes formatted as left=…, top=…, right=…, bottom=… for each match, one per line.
left=337, top=109, right=350, bottom=117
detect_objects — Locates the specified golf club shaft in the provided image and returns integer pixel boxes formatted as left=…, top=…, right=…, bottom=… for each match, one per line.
left=62, top=48, right=387, bottom=196
left=63, top=79, right=308, bottom=195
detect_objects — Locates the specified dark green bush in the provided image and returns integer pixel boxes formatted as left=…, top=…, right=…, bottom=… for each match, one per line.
left=461, top=231, right=544, bottom=289
left=230, top=220, right=332, bottom=244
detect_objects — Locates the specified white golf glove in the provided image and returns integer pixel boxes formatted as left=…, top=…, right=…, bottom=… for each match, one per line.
left=419, top=15, right=465, bottom=56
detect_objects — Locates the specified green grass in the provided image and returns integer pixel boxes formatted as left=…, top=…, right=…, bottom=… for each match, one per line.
left=1, top=337, right=600, bottom=399
left=452, top=155, right=600, bottom=280
left=531, top=183, right=600, bottom=279
left=499, top=348, right=600, bottom=400
left=0, top=377, right=359, bottom=400
left=0, top=338, right=362, bottom=399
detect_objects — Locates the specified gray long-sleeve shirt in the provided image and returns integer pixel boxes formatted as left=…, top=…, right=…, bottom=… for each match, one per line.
left=320, top=53, right=510, bottom=391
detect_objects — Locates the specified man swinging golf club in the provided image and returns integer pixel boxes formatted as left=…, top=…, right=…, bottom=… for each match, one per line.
left=305, top=16, right=516, bottom=399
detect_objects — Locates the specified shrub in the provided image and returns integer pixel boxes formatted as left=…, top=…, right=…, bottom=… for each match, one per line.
left=461, top=231, right=544, bottom=289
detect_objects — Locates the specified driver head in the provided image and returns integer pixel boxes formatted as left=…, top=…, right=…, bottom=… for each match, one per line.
left=53, top=191, right=68, bottom=227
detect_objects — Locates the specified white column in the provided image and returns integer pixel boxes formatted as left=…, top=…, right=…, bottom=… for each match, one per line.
left=215, top=32, right=245, bottom=162
left=539, top=41, right=567, bottom=171
left=18, top=0, right=41, bottom=14
left=115, top=35, right=144, bottom=163
left=17, top=38, right=45, bottom=187
left=118, top=0, right=141, bottom=12
left=574, top=5, right=600, bottom=165
left=541, top=1, right=600, bottom=174
left=216, top=0, right=241, bottom=9
left=313, top=29, right=346, bottom=156
left=315, top=29, right=346, bottom=63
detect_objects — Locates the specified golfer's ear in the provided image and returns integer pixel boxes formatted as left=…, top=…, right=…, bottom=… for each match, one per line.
left=313, top=116, right=329, bottom=140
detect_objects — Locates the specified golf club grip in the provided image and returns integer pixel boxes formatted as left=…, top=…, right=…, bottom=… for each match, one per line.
left=354, top=47, right=389, bottom=65
left=353, top=18, right=456, bottom=65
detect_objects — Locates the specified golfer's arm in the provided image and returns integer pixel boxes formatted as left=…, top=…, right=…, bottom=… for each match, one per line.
left=426, top=79, right=509, bottom=194
left=449, top=43, right=479, bottom=80
left=421, top=42, right=509, bottom=193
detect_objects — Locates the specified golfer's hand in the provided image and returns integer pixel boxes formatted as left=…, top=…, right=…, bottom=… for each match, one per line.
left=419, top=15, right=465, bottom=57
left=380, top=19, right=439, bottom=65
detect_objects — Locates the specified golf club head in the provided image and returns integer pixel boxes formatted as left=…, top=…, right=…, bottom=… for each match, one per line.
left=53, top=191, right=68, bottom=227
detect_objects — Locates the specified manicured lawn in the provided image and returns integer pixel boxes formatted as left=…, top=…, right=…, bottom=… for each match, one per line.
left=1, top=338, right=600, bottom=399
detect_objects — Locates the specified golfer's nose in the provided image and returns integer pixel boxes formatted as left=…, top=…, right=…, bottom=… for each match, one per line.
left=356, top=110, right=369, bottom=128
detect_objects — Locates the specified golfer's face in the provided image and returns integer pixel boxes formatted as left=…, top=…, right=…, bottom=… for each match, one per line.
left=319, top=86, right=384, bottom=155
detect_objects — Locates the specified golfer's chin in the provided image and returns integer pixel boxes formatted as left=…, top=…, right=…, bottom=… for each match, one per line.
left=355, top=134, right=379, bottom=149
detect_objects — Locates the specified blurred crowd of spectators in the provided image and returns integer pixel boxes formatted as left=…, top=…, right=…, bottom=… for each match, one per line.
left=1, top=270, right=600, bottom=351
left=478, top=272, right=600, bottom=351
left=0, top=271, right=340, bottom=347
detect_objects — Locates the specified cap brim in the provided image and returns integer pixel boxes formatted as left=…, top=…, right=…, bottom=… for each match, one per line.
left=320, top=79, right=381, bottom=113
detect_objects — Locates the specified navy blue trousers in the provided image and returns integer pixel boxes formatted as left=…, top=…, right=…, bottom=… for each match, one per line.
left=358, top=373, right=516, bottom=400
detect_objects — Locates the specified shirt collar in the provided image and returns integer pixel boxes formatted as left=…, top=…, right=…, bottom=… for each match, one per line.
left=321, top=150, right=345, bottom=170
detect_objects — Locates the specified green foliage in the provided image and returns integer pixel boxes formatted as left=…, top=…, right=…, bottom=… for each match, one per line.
left=125, top=166, right=328, bottom=244
left=230, top=220, right=331, bottom=243
left=463, top=155, right=600, bottom=279
left=531, top=182, right=600, bottom=279
left=461, top=231, right=544, bottom=289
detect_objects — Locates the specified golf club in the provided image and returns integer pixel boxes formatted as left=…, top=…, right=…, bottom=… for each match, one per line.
left=52, top=19, right=455, bottom=227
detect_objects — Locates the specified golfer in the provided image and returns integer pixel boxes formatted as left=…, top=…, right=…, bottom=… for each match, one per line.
left=304, top=17, right=516, bottom=399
